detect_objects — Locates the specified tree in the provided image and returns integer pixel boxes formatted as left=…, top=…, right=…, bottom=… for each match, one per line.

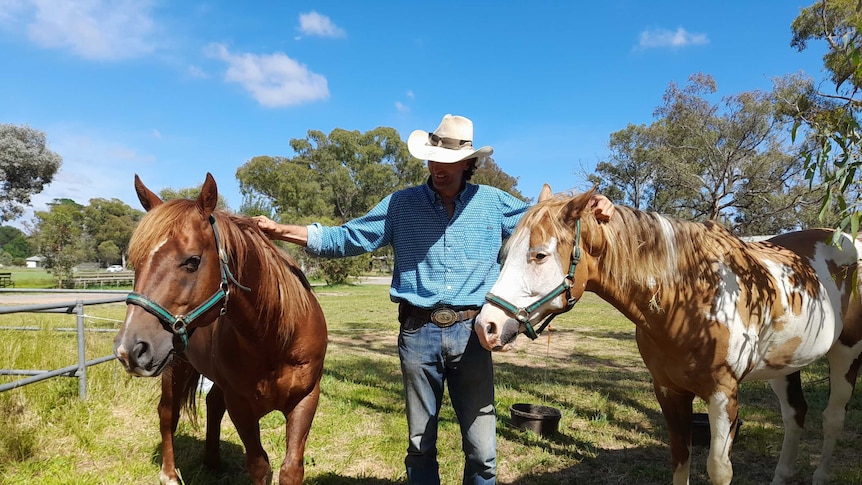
left=592, top=73, right=823, bottom=236
left=0, top=124, right=62, bottom=222
left=35, top=199, right=85, bottom=287
left=587, top=124, right=660, bottom=209
left=82, top=198, right=142, bottom=267
left=471, top=157, right=527, bottom=201
left=788, top=0, right=862, bottom=239
left=0, top=226, right=32, bottom=265
left=237, top=126, right=425, bottom=284
left=158, top=187, right=229, bottom=210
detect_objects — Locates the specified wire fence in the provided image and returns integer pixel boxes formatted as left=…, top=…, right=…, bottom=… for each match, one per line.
left=0, top=290, right=128, bottom=399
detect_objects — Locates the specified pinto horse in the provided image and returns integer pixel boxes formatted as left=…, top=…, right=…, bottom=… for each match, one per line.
left=113, top=173, right=327, bottom=485
left=474, top=185, right=862, bottom=485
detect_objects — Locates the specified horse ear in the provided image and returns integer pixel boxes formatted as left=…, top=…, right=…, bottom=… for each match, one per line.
left=197, top=172, right=219, bottom=217
left=539, top=184, right=553, bottom=202
left=563, top=187, right=598, bottom=225
left=134, top=174, right=163, bottom=212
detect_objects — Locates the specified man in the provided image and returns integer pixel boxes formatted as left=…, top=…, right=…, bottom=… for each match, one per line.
left=255, top=114, right=613, bottom=484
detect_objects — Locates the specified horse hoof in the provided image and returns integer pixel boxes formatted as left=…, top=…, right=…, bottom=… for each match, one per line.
left=159, top=468, right=184, bottom=485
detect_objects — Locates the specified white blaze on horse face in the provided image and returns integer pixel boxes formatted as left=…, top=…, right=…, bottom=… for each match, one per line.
left=116, top=237, right=170, bottom=351
left=490, top=229, right=566, bottom=317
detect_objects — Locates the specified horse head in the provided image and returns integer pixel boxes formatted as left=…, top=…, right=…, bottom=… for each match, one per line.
left=474, top=184, right=598, bottom=352
left=113, top=172, right=225, bottom=376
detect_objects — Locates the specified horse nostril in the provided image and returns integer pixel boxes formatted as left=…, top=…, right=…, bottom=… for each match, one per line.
left=485, top=323, right=498, bottom=335
left=130, top=340, right=150, bottom=369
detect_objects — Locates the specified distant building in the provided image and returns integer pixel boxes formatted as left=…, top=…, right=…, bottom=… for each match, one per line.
left=25, top=256, right=44, bottom=269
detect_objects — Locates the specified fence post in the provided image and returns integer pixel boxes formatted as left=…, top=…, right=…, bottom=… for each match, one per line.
left=76, top=300, right=87, bottom=400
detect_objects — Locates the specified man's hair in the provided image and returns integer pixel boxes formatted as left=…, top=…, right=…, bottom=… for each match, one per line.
left=464, top=158, right=479, bottom=181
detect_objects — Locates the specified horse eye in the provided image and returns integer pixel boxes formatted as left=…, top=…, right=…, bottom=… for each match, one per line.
left=533, top=252, right=548, bottom=262
left=182, top=256, right=201, bottom=272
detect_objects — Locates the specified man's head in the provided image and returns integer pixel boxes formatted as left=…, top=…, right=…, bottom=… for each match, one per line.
left=408, top=114, right=492, bottom=191
left=407, top=114, right=493, bottom=164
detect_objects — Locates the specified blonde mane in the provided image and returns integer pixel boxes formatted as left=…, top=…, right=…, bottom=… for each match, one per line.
left=129, top=200, right=312, bottom=344
left=514, top=194, right=745, bottom=294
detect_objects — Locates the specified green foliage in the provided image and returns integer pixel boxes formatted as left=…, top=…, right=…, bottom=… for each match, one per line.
left=82, top=198, right=142, bottom=267
left=34, top=200, right=86, bottom=287
left=593, top=73, right=821, bottom=236
left=788, top=0, right=862, bottom=240
left=0, top=226, right=31, bottom=263
left=158, top=186, right=230, bottom=210
left=0, top=124, right=62, bottom=223
left=471, top=157, right=527, bottom=201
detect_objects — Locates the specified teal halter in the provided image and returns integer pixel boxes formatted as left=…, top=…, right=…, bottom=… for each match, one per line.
left=484, top=220, right=582, bottom=340
left=125, top=215, right=250, bottom=351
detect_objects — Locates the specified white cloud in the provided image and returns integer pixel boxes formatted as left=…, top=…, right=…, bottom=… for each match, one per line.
left=407, top=90, right=415, bottom=99
left=2, top=0, right=158, bottom=60
left=298, top=11, right=346, bottom=38
left=638, top=27, right=709, bottom=50
left=205, top=43, right=329, bottom=108
left=395, top=101, right=408, bottom=113
left=186, top=65, right=209, bottom=79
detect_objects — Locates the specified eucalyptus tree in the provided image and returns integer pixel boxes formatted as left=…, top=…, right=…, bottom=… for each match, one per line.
left=0, top=124, right=62, bottom=222
left=236, top=126, right=425, bottom=284
left=34, top=199, right=85, bottom=287
left=593, top=73, right=820, bottom=236
left=82, top=198, right=142, bottom=267
left=788, top=0, right=862, bottom=239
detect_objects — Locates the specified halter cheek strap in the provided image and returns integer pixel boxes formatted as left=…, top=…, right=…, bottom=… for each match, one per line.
left=125, top=215, right=250, bottom=352
left=485, top=220, right=582, bottom=340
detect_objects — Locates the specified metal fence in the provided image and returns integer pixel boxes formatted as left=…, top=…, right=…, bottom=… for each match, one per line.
left=0, top=290, right=128, bottom=400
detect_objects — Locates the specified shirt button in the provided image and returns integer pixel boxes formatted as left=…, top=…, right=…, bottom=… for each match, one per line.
left=446, top=285, right=452, bottom=290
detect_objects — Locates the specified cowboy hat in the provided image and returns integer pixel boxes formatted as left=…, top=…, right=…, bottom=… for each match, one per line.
left=407, top=114, right=494, bottom=163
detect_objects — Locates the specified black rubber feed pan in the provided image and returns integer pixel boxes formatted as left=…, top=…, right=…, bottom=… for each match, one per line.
left=691, top=412, right=743, bottom=447
left=510, top=403, right=562, bottom=437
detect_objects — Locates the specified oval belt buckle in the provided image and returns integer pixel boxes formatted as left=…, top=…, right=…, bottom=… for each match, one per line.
left=431, top=308, right=457, bottom=327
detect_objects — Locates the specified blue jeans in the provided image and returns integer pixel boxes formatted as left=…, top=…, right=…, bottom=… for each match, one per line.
left=398, top=317, right=497, bottom=485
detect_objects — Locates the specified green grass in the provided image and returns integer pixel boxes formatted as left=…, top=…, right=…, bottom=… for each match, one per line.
left=0, top=267, right=56, bottom=289
left=1, top=285, right=861, bottom=484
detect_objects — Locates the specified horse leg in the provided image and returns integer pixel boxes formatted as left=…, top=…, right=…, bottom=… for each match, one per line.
left=158, top=360, right=195, bottom=485
left=705, top=388, right=739, bottom=485
left=225, top=400, right=271, bottom=485
left=768, top=371, right=806, bottom=485
left=278, top=382, right=322, bottom=485
left=203, top=383, right=226, bottom=470
left=813, top=346, right=862, bottom=485
left=652, top=383, right=695, bottom=485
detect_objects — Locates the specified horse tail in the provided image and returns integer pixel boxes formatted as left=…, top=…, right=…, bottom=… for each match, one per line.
left=182, top=369, right=201, bottom=429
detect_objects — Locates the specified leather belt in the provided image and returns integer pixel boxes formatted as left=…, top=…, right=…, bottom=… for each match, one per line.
left=398, top=302, right=481, bottom=327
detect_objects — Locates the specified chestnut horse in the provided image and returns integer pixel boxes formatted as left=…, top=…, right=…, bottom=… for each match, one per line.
left=113, top=173, right=327, bottom=485
left=474, top=185, right=862, bottom=485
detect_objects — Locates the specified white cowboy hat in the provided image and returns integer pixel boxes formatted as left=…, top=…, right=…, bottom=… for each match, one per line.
left=407, top=114, right=494, bottom=163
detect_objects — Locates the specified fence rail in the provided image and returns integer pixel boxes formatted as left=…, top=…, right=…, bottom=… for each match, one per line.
left=71, top=271, right=135, bottom=289
left=0, top=291, right=128, bottom=399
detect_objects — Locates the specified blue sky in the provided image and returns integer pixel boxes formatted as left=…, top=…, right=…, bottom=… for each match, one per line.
left=0, top=1, right=829, bottom=229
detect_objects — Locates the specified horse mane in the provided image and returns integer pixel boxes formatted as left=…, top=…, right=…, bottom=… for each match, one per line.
left=129, top=200, right=312, bottom=345
left=516, top=194, right=746, bottom=294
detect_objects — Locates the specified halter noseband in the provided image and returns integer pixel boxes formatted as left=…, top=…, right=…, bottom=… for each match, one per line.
left=125, top=215, right=251, bottom=351
left=484, top=220, right=582, bottom=340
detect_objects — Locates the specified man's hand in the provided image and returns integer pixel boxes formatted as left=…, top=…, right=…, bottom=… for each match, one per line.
left=589, top=194, right=615, bottom=222
left=253, top=215, right=280, bottom=240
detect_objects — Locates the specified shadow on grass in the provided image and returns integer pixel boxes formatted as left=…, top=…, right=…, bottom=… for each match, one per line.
left=152, top=434, right=250, bottom=484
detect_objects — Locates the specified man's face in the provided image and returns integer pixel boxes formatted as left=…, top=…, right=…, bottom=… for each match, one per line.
left=428, top=159, right=468, bottom=194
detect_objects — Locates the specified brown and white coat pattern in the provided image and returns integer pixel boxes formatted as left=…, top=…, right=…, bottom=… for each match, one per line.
left=475, top=185, right=862, bottom=485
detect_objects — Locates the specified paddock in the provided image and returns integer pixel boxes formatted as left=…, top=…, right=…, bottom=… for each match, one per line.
left=1, top=285, right=860, bottom=484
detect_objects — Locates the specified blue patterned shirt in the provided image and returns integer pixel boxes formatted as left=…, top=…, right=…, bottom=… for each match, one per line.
left=305, top=181, right=529, bottom=308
